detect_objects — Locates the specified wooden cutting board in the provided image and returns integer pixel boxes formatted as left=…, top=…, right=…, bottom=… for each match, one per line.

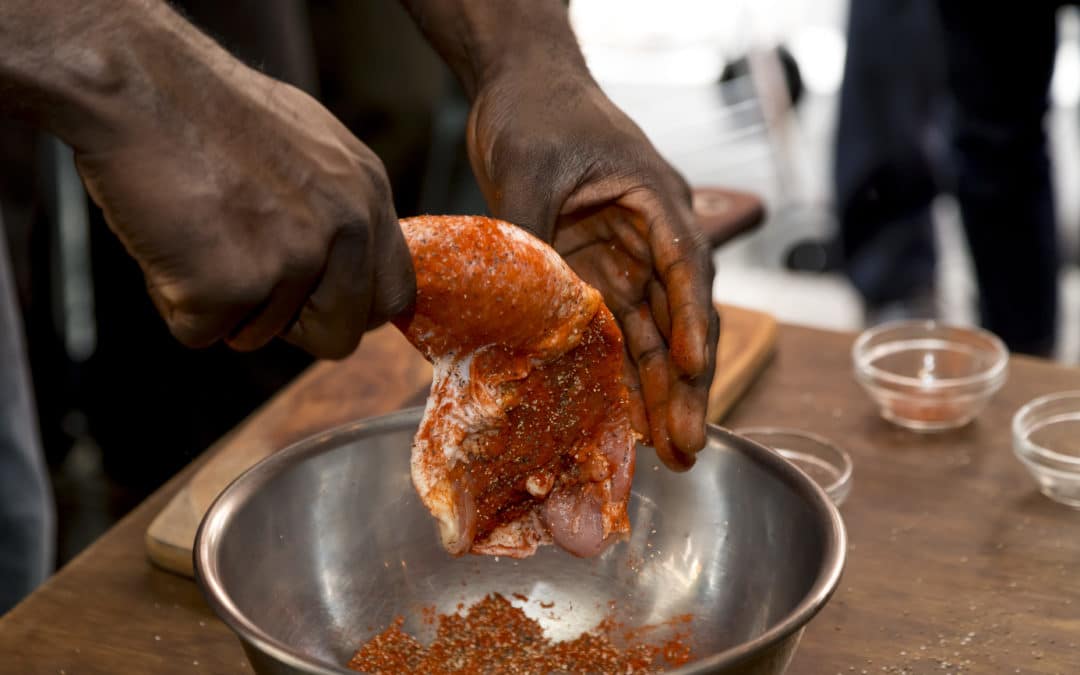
left=145, top=304, right=776, bottom=577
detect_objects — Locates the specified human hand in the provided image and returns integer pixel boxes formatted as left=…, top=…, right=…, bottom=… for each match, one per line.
left=466, top=71, right=717, bottom=470
left=72, top=48, right=413, bottom=359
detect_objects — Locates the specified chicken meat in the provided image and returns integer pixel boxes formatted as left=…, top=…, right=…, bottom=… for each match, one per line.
left=395, top=215, right=637, bottom=558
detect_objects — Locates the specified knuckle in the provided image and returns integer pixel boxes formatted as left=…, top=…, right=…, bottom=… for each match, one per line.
left=173, top=266, right=270, bottom=324
left=349, top=147, right=393, bottom=206
left=372, top=280, right=415, bottom=327
left=336, top=216, right=372, bottom=245
left=220, top=270, right=271, bottom=309
left=661, top=255, right=692, bottom=280
left=365, top=161, right=393, bottom=205
left=634, top=345, right=667, bottom=367
left=664, top=169, right=693, bottom=206
left=154, top=285, right=224, bottom=347
left=689, top=227, right=711, bottom=255
left=284, top=240, right=327, bottom=284
left=166, top=313, right=214, bottom=348
left=170, top=326, right=215, bottom=350
left=325, top=231, right=373, bottom=299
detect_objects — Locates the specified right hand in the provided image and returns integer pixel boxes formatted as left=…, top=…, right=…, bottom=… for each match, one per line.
left=466, top=71, right=717, bottom=470
left=73, top=60, right=414, bottom=359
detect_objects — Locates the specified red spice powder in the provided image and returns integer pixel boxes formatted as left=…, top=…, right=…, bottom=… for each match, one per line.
left=347, top=617, right=424, bottom=672
left=347, top=594, right=693, bottom=674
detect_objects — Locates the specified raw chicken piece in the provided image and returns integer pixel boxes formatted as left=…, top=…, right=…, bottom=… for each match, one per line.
left=395, top=215, right=637, bottom=558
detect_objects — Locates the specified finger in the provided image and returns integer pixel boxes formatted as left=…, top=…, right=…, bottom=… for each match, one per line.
left=367, top=216, right=415, bottom=329
left=622, top=353, right=650, bottom=442
left=648, top=279, right=672, bottom=342
left=226, top=251, right=323, bottom=351
left=561, top=236, right=652, bottom=323
left=663, top=233, right=714, bottom=377
left=620, top=303, right=693, bottom=471
left=637, top=194, right=714, bottom=379
left=554, top=209, right=613, bottom=257
left=668, top=375, right=707, bottom=454
left=283, top=226, right=373, bottom=360
left=667, top=301, right=718, bottom=455
left=225, top=281, right=311, bottom=352
left=146, top=278, right=261, bottom=350
left=557, top=203, right=653, bottom=269
left=606, top=208, right=652, bottom=264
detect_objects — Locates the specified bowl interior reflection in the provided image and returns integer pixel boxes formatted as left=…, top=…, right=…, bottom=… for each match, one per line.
left=200, top=410, right=842, bottom=674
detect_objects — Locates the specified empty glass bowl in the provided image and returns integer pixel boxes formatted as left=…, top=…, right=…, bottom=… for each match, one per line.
left=737, top=428, right=853, bottom=506
left=852, top=320, right=1008, bottom=431
left=1013, top=391, right=1080, bottom=508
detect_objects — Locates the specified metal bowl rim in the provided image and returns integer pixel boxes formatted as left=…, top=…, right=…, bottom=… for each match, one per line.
left=195, top=407, right=847, bottom=674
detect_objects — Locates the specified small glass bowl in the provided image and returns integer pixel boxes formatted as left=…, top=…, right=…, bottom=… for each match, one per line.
left=737, top=427, right=853, bottom=506
left=1013, top=391, right=1080, bottom=508
left=852, top=320, right=1008, bottom=431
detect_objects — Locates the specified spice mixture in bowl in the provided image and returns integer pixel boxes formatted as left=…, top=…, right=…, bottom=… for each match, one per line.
left=347, top=593, right=693, bottom=673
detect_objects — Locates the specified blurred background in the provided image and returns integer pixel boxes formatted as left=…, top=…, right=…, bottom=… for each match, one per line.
left=4, top=0, right=1080, bottom=566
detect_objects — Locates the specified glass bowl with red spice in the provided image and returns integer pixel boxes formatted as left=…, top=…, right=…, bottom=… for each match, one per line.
left=1013, top=391, right=1080, bottom=508
left=195, top=408, right=845, bottom=675
left=853, top=320, right=1008, bottom=431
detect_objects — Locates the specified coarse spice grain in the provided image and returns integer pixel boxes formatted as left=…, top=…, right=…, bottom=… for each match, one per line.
left=347, top=593, right=694, bottom=674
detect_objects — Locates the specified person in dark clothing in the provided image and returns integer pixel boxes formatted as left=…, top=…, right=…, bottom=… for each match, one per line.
left=833, top=0, right=948, bottom=324
left=833, top=1, right=1060, bottom=356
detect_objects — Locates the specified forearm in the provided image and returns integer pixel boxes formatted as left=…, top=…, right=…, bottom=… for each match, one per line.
left=0, top=0, right=244, bottom=151
left=399, top=0, right=590, bottom=99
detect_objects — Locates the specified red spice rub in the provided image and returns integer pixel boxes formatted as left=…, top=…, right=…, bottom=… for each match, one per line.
left=347, top=594, right=693, bottom=674
left=396, top=215, right=637, bottom=559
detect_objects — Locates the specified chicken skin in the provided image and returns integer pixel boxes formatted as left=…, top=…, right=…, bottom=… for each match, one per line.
left=395, top=215, right=637, bottom=558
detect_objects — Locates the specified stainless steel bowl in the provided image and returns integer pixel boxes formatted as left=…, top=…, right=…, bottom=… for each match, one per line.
left=195, top=409, right=845, bottom=674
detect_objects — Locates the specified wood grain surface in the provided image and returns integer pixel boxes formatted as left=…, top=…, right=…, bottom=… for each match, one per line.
left=145, top=303, right=776, bottom=576
left=3, top=324, right=1079, bottom=675
left=145, top=324, right=433, bottom=576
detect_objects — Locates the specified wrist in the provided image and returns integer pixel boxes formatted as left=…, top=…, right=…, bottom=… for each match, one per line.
left=402, top=0, right=592, bottom=100
left=0, top=1, right=252, bottom=153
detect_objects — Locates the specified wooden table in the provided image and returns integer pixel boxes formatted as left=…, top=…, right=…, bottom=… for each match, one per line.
left=2, top=324, right=1079, bottom=674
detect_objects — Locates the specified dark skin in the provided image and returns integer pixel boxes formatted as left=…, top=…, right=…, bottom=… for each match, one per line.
left=404, top=0, right=717, bottom=469
left=471, top=77, right=716, bottom=470
left=1, top=0, right=716, bottom=469
left=0, top=0, right=413, bottom=359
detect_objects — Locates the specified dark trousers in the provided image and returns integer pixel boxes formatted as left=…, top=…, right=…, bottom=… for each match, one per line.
left=837, top=1, right=1060, bottom=355
left=835, top=0, right=946, bottom=311
left=938, top=2, right=1060, bottom=356
left=0, top=222, right=53, bottom=615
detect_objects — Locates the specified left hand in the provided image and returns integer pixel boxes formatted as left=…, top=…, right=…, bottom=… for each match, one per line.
left=466, top=70, right=717, bottom=471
